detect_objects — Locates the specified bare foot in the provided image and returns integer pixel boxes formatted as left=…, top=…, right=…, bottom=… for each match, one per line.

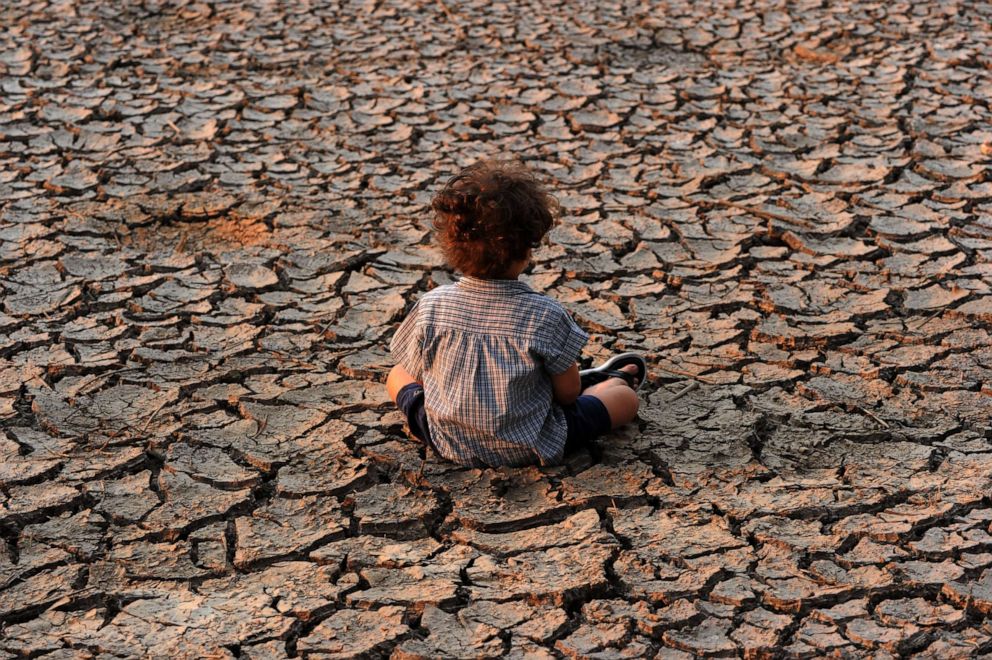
left=617, top=363, right=640, bottom=388
left=583, top=363, right=640, bottom=396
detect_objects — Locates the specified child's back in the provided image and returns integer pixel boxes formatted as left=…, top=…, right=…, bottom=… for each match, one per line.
left=391, top=275, right=586, bottom=466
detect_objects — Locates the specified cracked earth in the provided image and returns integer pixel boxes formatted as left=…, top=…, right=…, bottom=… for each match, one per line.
left=1, top=0, right=992, bottom=657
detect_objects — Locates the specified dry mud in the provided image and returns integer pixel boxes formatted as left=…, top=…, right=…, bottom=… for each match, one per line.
left=1, top=0, right=992, bottom=657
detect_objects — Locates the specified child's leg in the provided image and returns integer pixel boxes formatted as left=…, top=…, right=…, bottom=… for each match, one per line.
left=580, top=364, right=640, bottom=429
left=386, top=364, right=418, bottom=403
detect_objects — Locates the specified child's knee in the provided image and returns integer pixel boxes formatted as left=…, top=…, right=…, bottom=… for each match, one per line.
left=619, top=387, right=640, bottom=424
left=602, top=387, right=639, bottom=428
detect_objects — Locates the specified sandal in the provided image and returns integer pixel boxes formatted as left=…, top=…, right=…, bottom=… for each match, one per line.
left=579, top=352, right=647, bottom=391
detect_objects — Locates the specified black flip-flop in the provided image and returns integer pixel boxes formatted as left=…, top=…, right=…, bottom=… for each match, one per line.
left=579, top=352, right=647, bottom=391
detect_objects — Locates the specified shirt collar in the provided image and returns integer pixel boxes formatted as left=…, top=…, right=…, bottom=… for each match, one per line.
left=456, top=275, right=533, bottom=294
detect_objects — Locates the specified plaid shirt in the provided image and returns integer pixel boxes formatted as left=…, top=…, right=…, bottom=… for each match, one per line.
left=389, top=275, right=588, bottom=467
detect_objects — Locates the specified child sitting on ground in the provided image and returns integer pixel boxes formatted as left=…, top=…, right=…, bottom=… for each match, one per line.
left=386, top=159, right=642, bottom=467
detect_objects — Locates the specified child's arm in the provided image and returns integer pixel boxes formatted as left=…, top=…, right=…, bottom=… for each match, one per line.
left=387, top=301, right=425, bottom=403
left=551, top=363, right=581, bottom=405
left=386, top=362, right=421, bottom=403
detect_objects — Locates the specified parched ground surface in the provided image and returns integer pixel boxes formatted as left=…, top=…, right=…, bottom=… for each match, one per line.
left=1, top=0, right=992, bottom=657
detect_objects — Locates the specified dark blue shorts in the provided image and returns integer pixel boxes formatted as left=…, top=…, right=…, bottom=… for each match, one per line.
left=395, top=382, right=436, bottom=450
left=394, top=383, right=611, bottom=459
left=562, top=394, right=612, bottom=454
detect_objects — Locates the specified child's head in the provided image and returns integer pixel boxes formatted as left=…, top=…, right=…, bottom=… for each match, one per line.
left=431, top=159, right=557, bottom=279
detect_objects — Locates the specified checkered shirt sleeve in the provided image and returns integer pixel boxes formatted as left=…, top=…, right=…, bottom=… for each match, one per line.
left=537, top=307, right=588, bottom=375
left=389, top=300, right=424, bottom=380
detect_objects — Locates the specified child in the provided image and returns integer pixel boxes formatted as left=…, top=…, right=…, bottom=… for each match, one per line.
left=386, top=159, right=642, bottom=467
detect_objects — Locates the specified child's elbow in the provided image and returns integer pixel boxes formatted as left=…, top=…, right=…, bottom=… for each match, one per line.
left=553, top=384, right=581, bottom=406
left=550, top=364, right=582, bottom=406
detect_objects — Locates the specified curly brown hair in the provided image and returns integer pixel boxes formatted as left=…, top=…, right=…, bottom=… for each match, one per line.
left=431, top=159, right=558, bottom=279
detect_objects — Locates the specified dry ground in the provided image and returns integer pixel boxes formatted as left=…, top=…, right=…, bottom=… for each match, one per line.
left=1, top=0, right=992, bottom=657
